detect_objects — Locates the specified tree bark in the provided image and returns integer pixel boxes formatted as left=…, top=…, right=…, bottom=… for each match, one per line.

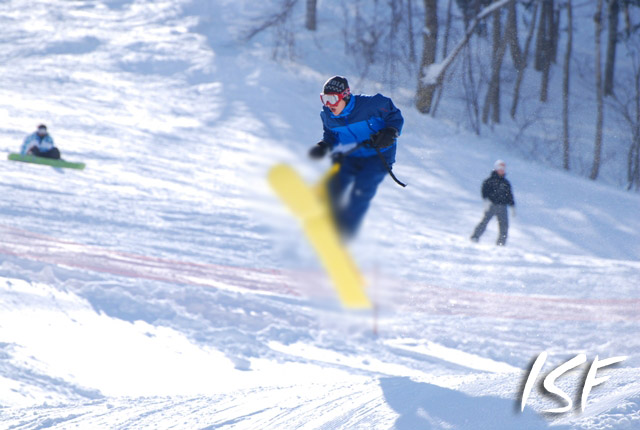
left=563, top=0, right=573, bottom=170
left=483, top=4, right=508, bottom=124
left=416, top=0, right=439, bottom=114
left=431, top=0, right=454, bottom=117
left=505, top=0, right=524, bottom=70
left=622, top=0, right=631, bottom=38
left=590, top=0, right=605, bottom=180
left=539, top=0, right=554, bottom=102
left=408, top=0, right=417, bottom=63
left=551, top=6, right=560, bottom=63
left=511, top=1, right=539, bottom=118
left=604, top=0, right=620, bottom=96
left=305, top=0, right=317, bottom=31
left=534, top=0, right=549, bottom=72
left=627, top=56, right=640, bottom=189
left=464, top=44, right=481, bottom=134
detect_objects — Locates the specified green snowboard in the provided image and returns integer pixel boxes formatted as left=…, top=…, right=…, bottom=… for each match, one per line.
left=8, top=153, right=85, bottom=170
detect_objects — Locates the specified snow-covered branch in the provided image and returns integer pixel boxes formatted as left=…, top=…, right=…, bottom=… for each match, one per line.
left=421, top=0, right=513, bottom=86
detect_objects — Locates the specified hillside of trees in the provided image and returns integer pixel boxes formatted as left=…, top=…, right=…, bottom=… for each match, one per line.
left=245, top=0, right=640, bottom=190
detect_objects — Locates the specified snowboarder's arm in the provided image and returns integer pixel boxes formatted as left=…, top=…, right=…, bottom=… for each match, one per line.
left=321, top=129, right=336, bottom=148
left=20, top=134, right=34, bottom=155
left=320, top=112, right=337, bottom=149
left=377, top=95, right=404, bottom=135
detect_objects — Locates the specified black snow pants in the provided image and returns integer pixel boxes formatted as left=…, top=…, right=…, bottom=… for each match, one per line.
left=30, top=147, right=61, bottom=160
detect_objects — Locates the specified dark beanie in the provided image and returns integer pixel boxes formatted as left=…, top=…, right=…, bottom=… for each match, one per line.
left=323, top=76, right=349, bottom=94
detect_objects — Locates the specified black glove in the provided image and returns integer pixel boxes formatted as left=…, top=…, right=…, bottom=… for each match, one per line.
left=368, top=127, right=398, bottom=149
left=309, top=141, right=330, bottom=159
left=331, top=152, right=345, bottom=164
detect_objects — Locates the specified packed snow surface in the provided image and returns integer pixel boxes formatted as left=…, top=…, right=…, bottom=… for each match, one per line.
left=0, top=0, right=638, bottom=429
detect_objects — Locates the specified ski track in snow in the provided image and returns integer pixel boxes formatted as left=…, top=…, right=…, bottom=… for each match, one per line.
left=0, top=0, right=639, bottom=429
left=0, top=223, right=638, bottom=324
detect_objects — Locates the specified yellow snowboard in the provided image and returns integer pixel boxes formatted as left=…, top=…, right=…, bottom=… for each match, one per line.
left=268, top=164, right=370, bottom=309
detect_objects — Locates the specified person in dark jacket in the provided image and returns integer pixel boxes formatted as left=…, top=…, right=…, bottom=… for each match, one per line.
left=470, top=160, right=516, bottom=246
left=309, top=76, right=404, bottom=239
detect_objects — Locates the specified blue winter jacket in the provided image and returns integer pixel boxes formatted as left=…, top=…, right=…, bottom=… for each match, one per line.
left=321, top=93, right=404, bottom=158
left=21, top=132, right=56, bottom=155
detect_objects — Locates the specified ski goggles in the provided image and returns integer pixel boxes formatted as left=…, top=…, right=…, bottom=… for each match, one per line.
left=320, top=89, right=350, bottom=107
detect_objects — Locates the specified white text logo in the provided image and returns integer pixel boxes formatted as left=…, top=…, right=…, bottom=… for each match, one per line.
left=520, top=352, right=627, bottom=413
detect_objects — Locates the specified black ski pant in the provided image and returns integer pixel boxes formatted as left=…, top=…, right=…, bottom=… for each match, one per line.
left=471, top=203, right=509, bottom=245
left=30, top=147, right=61, bottom=160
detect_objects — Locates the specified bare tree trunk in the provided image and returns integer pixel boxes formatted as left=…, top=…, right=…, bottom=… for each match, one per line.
left=539, top=0, right=554, bottom=102
left=407, top=0, right=417, bottom=63
left=441, top=0, right=454, bottom=59
left=416, top=0, right=439, bottom=114
left=505, top=0, right=524, bottom=70
left=590, top=0, right=605, bottom=180
left=464, top=43, right=482, bottom=134
left=628, top=133, right=640, bottom=190
left=627, top=59, right=640, bottom=190
left=604, top=0, right=620, bottom=96
left=563, top=0, right=573, bottom=171
left=629, top=103, right=640, bottom=190
left=534, top=0, right=549, bottom=72
left=431, top=0, right=454, bottom=117
left=622, top=0, right=631, bottom=38
left=483, top=4, right=507, bottom=124
left=383, top=1, right=405, bottom=89
left=551, top=6, right=560, bottom=63
left=511, top=1, right=539, bottom=118
left=305, top=0, right=317, bottom=31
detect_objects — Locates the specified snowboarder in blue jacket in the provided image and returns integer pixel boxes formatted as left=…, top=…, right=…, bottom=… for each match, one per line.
left=21, top=124, right=61, bottom=159
left=309, top=76, right=404, bottom=238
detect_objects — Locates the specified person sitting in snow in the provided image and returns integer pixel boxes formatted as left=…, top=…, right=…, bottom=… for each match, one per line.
left=20, top=124, right=61, bottom=159
left=470, top=160, right=516, bottom=246
left=308, top=75, right=404, bottom=239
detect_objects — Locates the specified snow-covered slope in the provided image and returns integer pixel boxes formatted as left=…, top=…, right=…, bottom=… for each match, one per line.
left=0, top=1, right=639, bottom=429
